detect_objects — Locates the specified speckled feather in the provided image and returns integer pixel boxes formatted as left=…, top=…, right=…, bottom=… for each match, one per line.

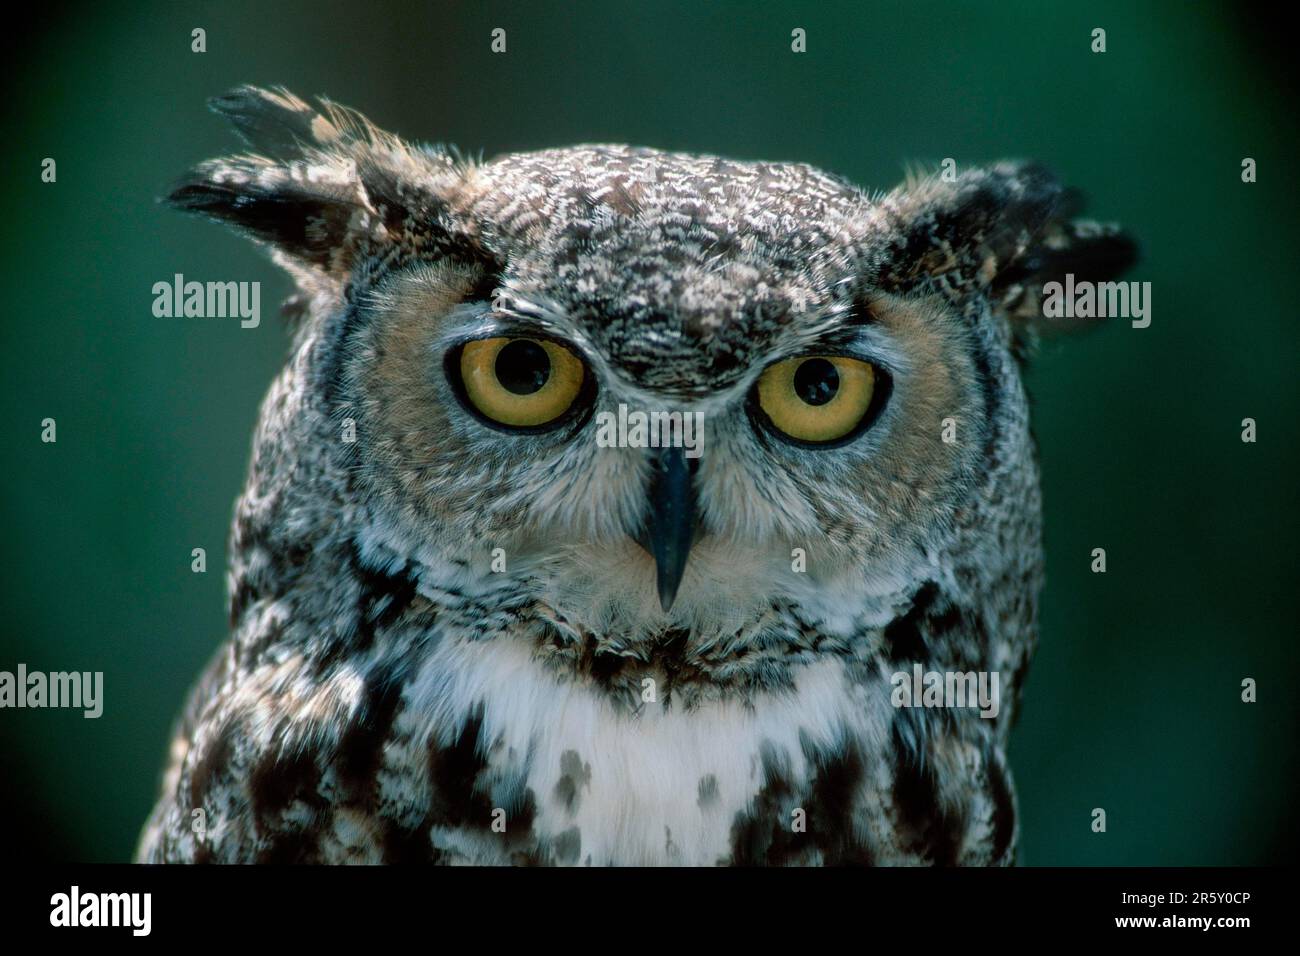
left=138, top=87, right=1134, bottom=865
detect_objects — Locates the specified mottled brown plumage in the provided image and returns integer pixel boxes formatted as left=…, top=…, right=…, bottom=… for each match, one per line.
left=138, top=87, right=1134, bottom=865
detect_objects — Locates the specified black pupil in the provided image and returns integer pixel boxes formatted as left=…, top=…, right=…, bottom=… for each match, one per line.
left=496, top=340, right=551, bottom=395
left=793, top=358, right=839, bottom=406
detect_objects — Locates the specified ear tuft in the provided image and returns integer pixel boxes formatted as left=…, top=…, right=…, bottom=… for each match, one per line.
left=164, top=86, right=476, bottom=279
left=167, top=158, right=363, bottom=272
left=208, top=86, right=341, bottom=160
left=996, top=217, right=1139, bottom=327
left=876, top=161, right=1064, bottom=294
left=874, top=160, right=1138, bottom=334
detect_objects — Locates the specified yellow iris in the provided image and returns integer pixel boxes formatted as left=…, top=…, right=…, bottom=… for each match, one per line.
left=459, top=337, right=586, bottom=428
left=756, top=355, right=877, bottom=443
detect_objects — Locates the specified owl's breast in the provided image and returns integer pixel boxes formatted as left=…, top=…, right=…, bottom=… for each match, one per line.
left=393, top=635, right=896, bottom=865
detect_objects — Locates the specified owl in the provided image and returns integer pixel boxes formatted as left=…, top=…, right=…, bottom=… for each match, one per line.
left=137, top=86, right=1134, bottom=865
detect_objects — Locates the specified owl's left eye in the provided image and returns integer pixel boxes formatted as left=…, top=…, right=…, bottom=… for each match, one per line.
left=753, top=354, right=885, bottom=445
left=453, top=336, right=589, bottom=429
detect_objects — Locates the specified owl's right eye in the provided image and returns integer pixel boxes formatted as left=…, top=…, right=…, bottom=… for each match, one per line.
left=452, top=336, right=589, bottom=430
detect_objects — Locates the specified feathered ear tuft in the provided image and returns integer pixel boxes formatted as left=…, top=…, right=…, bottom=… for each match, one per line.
left=165, top=86, right=478, bottom=278
left=994, top=217, right=1138, bottom=332
left=208, top=86, right=340, bottom=159
left=874, top=161, right=1138, bottom=333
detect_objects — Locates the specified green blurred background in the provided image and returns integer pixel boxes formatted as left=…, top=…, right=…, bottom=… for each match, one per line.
left=2, top=0, right=1295, bottom=864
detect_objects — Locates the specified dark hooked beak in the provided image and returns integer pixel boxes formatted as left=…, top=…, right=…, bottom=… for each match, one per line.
left=634, top=446, right=698, bottom=612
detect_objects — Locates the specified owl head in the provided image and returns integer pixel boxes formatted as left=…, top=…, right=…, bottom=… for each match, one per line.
left=172, top=87, right=1134, bottom=650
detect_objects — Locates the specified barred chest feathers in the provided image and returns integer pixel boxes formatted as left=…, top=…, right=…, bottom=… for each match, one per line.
left=400, top=635, right=882, bottom=866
